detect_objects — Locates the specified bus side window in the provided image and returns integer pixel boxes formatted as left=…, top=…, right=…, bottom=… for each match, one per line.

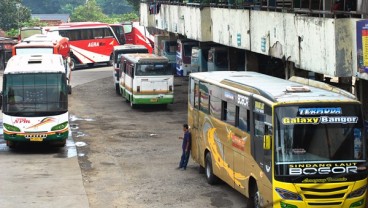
left=210, top=96, right=221, bottom=120
left=223, top=101, right=235, bottom=126
left=194, top=83, right=199, bottom=109
left=254, top=113, right=265, bottom=137
left=130, top=64, right=134, bottom=78
left=238, top=106, right=250, bottom=132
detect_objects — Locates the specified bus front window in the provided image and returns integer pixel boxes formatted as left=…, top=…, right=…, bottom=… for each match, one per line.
left=136, top=64, right=172, bottom=76
left=275, top=105, right=364, bottom=163
left=3, top=73, right=68, bottom=116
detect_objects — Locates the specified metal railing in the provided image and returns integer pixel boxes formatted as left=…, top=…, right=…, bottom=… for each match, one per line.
left=143, top=0, right=367, bottom=18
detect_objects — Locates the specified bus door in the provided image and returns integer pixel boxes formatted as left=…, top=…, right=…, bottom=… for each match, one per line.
left=190, top=78, right=201, bottom=163
left=252, top=100, right=272, bottom=180
left=127, top=63, right=135, bottom=99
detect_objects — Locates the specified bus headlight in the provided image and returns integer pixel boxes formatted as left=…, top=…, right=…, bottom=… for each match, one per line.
left=4, top=123, right=20, bottom=132
left=347, top=185, right=367, bottom=198
left=51, top=122, right=68, bottom=131
left=275, top=188, right=302, bottom=201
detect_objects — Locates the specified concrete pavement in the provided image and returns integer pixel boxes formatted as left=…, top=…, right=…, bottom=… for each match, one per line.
left=0, top=69, right=90, bottom=208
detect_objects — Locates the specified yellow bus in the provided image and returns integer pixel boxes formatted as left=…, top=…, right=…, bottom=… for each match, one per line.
left=188, top=71, right=367, bottom=208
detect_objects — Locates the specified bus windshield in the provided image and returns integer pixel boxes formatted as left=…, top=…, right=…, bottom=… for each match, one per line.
left=275, top=104, right=364, bottom=164
left=3, top=73, right=68, bottom=116
left=136, top=63, right=171, bottom=76
left=16, top=48, right=53, bottom=55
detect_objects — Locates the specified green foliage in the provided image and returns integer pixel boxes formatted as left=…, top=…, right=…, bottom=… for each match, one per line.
left=70, top=0, right=108, bottom=22
left=110, top=13, right=139, bottom=23
left=21, top=18, right=49, bottom=28
left=126, top=0, right=140, bottom=12
left=0, top=0, right=31, bottom=30
left=22, top=0, right=134, bottom=15
left=5, top=28, right=19, bottom=38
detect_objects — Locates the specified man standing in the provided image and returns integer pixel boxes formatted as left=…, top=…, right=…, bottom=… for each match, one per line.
left=178, top=124, right=191, bottom=170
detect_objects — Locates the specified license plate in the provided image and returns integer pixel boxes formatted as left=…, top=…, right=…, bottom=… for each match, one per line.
left=30, top=137, right=43, bottom=142
left=150, top=98, right=158, bottom=102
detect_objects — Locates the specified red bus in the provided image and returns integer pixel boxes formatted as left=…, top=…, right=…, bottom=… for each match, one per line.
left=109, top=24, right=126, bottom=45
left=12, top=34, right=72, bottom=93
left=46, top=22, right=120, bottom=68
left=121, top=22, right=154, bottom=53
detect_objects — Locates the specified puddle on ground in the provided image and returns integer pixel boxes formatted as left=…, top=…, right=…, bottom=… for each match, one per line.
left=75, top=141, right=87, bottom=147
left=70, top=115, right=95, bottom=122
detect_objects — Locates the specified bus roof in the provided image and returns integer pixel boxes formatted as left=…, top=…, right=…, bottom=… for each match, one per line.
left=113, top=44, right=148, bottom=51
left=5, top=54, right=65, bottom=74
left=22, top=34, right=66, bottom=43
left=190, top=71, right=357, bottom=103
left=58, top=22, right=109, bottom=29
left=122, top=53, right=169, bottom=64
left=15, top=41, right=55, bottom=48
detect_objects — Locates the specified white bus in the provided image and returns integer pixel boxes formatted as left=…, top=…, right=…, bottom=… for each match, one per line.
left=119, top=53, right=174, bottom=108
left=112, top=44, right=149, bottom=94
left=1, top=54, right=69, bottom=148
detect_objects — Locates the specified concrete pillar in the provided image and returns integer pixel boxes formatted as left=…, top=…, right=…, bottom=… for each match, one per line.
left=245, top=51, right=259, bottom=72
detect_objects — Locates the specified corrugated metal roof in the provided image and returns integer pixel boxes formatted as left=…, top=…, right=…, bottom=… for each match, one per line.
left=32, top=14, right=70, bottom=23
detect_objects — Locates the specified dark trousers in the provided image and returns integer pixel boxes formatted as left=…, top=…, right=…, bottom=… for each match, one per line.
left=179, top=150, right=190, bottom=169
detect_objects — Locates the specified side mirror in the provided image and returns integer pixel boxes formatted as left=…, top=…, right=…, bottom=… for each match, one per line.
left=263, top=135, right=271, bottom=150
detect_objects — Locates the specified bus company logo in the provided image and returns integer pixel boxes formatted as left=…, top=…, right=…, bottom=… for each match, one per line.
left=237, top=94, right=249, bottom=108
left=26, top=117, right=56, bottom=129
left=289, top=163, right=358, bottom=175
left=88, top=42, right=101, bottom=47
left=255, top=101, right=264, bottom=113
left=14, top=118, right=31, bottom=124
left=298, top=107, right=342, bottom=116
left=282, top=116, right=358, bottom=125
left=224, top=91, right=234, bottom=100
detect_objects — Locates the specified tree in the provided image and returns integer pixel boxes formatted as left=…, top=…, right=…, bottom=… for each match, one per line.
left=126, top=0, right=140, bottom=12
left=0, top=0, right=31, bottom=30
left=70, top=0, right=107, bottom=22
left=97, top=0, right=133, bottom=15
left=23, top=0, right=85, bottom=14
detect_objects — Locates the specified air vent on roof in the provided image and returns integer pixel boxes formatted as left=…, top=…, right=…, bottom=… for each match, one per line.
left=28, top=55, right=43, bottom=64
left=286, top=85, right=310, bottom=93
left=28, top=60, right=42, bottom=64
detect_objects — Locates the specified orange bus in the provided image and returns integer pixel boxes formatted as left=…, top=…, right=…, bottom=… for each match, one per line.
left=12, top=34, right=72, bottom=94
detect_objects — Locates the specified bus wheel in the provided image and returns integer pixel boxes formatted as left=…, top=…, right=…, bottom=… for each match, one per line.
left=115, top=84, right=120, bottom=95
left=130, top=99, right=135, bottom=109
left=6, top=140, right=15, bottom=149
left=54, top=140, right=66, bottom=147
left=198, top=165, right=205, bottom=174
left=247, top=184, right=261, bottom=208
left=108, top=55, right=113, bottom=66
left=205, top=152, right=219, bottom=185
left=70, top=58, right=76, bottom=71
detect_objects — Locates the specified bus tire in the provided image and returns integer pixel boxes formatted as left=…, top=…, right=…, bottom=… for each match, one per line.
left=70, top=58, right=76, bottom=71
left=198, top=165, right=205, bottom=174
left=247, top=183, right=261, bottom=208
left=205, top=152, right=219, bottom=185
left=130, top=98, right=135, bottom=109
left=115, top=84, right=120, bottom=95
left=108, top=55, right=113, bottom=66
left=6, top=140, right=15, bottom=149
left=54, top=139, right=66, bottom=147
left=68, top=85, right=72, bottom=94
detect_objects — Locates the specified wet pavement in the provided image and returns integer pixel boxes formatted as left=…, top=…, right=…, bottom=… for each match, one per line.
left=0, top=116, right=89, bottom=208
